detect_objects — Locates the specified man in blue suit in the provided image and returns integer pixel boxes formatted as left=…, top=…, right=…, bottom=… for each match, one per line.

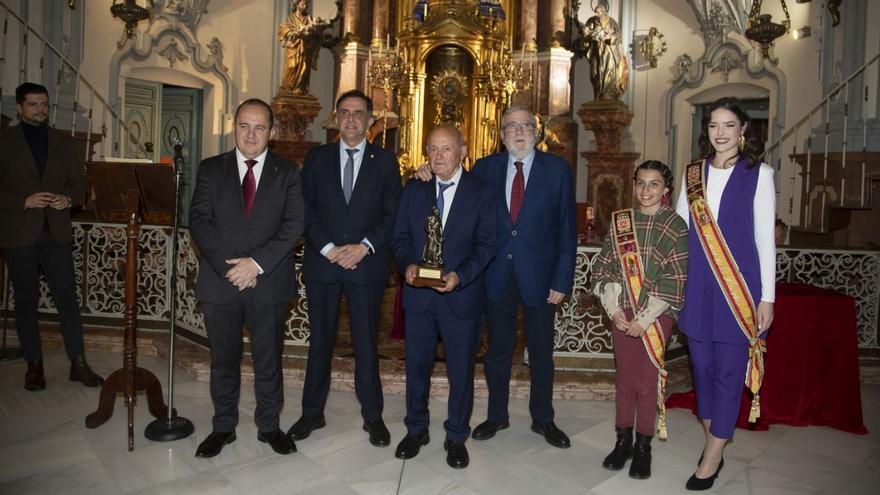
left=390, top=127, right=496, bottom=468
left=469, top=106, right=577, bottom=448
left=291, top=90, right=401, bottom=447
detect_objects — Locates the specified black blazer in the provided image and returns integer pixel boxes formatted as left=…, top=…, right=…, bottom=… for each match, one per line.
left=0, top=125, right=85, bottom=247
left=301, top=141, right=402, bottom=284
left=189, top=150, right=305, bottom=305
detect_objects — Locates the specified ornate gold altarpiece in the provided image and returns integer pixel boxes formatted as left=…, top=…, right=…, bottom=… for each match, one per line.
left=391, top=0, right=530, bottom=171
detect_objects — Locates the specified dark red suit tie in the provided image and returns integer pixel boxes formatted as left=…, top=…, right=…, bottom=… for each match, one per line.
left=510, top=161, right=525, bottom=223
left=242, top=159, right=257, bottom=218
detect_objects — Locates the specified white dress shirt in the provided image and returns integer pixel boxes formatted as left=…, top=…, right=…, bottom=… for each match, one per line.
left=676, top=162, right=776, bottom=302
left=320, top=138, right=374, bottom=258
left=435, top=165, right=463, bottom=230
left=235, top=148, right=268, bottom=187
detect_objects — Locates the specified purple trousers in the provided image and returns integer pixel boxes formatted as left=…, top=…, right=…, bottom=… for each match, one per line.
left=688, top=338, right=749, bottom=439
left=612, top=311, right=673, bottom=436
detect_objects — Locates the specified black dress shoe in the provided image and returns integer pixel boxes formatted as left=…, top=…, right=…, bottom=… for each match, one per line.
left=195, top=431, right=236, bottom=458
left=25, top=360, right=46, bottom=391
left=287, top=415, right=326, bottom=440
left=628, top=433, right=652, bottom=480
left=258, top=430, right=297, bottom=455
left=602, top=426, right=633, bottom=470
left=69, top=355, right=104, bottom=387
left=531, top=421, right=571, bottom=448
left=471, top=420, right=510, bottom=441
left=686, top=458, right=724, bottom=491
left=364, top=418, right=391, bottom=447
left=395, top=432, right=430, bottom=459
left=444, top=440, right=469, bottom=469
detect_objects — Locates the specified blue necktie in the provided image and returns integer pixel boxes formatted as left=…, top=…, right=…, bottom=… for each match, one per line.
left=343, top=148, right=358, bottom=204
left=437, top=181, right=455, bottom=217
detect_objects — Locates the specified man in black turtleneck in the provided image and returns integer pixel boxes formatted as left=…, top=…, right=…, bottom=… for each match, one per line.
left=0, top=82, right=103, bottom=390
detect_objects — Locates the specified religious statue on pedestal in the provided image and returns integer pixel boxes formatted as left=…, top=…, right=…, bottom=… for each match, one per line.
left=580, top=0, right=629, bottom=101
left=278, top=0, right=332, bottom=95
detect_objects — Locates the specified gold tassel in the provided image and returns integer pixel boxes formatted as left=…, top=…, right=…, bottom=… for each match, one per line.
left=657, top=371, right=668, bottom=440
left=748, top=393, right=761, bottom=423
left=658, top=405, right=668, bottom=440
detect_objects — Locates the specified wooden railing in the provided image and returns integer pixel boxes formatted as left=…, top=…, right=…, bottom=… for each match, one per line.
left=763, top=53, right=879, bottom=232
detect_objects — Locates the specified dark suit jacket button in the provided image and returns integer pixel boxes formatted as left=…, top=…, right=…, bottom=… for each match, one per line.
left=511, top=230, right=517, bottom=237
left=507, top=254, right=513, bottom=260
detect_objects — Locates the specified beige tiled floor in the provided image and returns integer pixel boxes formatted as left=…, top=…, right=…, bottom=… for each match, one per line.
left=1, top=349, right=877, bottom=494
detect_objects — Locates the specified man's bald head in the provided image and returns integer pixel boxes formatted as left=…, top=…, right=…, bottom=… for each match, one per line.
left=425, top=126, right=467, bottom=182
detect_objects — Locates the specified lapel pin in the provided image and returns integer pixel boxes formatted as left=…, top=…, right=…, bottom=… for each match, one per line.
left=370, top=153, right=375, bottom=159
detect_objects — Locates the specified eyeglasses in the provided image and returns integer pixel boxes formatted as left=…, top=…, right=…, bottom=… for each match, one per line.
left=337, top=109, right=368, bottom=121
left=503, top=122, right=536, bottom=132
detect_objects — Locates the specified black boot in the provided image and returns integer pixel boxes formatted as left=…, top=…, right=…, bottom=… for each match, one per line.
left=69, top=355, right=104, bottom=387
left=629, top=432, right=653, bottom=479
left=25, top=360, right=46, bottom=391
left=602, top=426, right=633, bottom=470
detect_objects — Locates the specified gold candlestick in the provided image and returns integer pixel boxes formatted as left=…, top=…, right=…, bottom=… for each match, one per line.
left=367, top=40, right=409, bottom=148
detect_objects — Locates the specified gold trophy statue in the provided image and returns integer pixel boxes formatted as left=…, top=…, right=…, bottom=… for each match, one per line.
left=412, top=206, right=445, bottom=287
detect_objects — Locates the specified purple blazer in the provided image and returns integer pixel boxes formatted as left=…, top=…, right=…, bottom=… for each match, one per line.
left=679, top=158, right=761, bottom=344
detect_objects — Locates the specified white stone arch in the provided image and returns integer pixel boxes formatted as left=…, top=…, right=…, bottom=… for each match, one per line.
left=108, top=18, right=234, bottom=158
left=664, top=34, right=787, bottom=177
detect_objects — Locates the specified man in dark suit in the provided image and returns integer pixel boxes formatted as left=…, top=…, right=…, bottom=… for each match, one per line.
left=290, top=90, right=401, bottom=446
left=189, top=98, right=304, bottom=457
left=0, top=82, right=103, bottom=391
left=471, top=105, right=577, bottom=448
left=390, top=126, right=496, bottom=469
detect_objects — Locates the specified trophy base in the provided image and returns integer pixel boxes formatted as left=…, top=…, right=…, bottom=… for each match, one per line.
left=412, top=265, right=446, bottom=288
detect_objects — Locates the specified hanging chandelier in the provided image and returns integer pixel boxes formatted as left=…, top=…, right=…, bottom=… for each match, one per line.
left=745, top=0, right=791, bottom=59
left=110, top=0, right=151, bottom=39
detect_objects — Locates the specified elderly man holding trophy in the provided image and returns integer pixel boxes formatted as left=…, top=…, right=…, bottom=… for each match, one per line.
left=389, top=126, right=497, bottom=469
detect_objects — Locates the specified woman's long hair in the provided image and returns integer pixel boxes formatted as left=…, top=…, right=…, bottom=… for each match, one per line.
left=697, top=97, right=759, bottom=168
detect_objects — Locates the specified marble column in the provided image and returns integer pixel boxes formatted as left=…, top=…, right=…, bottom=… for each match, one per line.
left=548, top=0, right=568, bottom=47
left=337, top=42, right=370, bottom=97
left=527, top=38, right=578, bottom=180
left=578, top=101, right=640, bottom=237
left=343, top=0, right=360, bottom=42
left=371, top=0, right=390, bottom=48
left=520, top=0, right=537, bottom=50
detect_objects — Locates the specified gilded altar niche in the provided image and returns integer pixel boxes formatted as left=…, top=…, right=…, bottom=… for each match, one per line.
left=393, top=0, right=525, bottom=171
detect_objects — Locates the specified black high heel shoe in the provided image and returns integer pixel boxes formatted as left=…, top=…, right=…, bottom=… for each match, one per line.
left=686, top=458, right=724, bottom=491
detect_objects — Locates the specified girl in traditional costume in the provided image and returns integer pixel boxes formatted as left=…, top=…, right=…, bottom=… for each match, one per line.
left=675, top=97, right=776, bottom=490
left=593, top=160, right=688, bottom=479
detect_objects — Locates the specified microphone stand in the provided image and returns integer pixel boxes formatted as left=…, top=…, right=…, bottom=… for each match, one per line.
left=145, top=141, right=194, bottom=441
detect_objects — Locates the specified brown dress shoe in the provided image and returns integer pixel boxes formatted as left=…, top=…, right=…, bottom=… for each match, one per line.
left=25, top=360, right=46, bottom=391
left=69, top=355, right=104, bottom=387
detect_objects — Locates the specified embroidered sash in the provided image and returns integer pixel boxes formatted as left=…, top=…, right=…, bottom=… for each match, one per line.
left=611, top=208, right=669, bottom=440
left=685, top=160, right=765, bottom=423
